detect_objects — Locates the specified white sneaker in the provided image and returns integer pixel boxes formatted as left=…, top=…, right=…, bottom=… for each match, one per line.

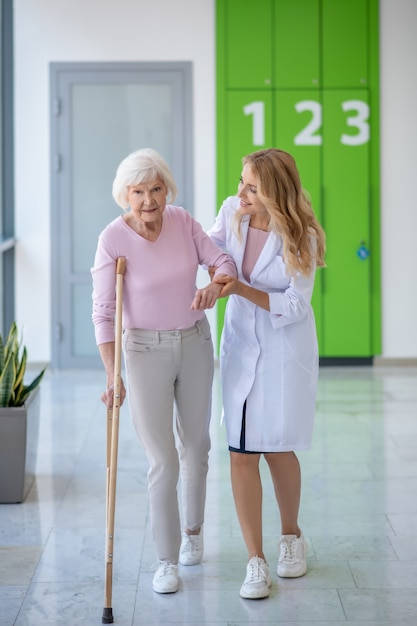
left=239, top=556, right=271, bottom=599
left=179, top=531, right=204, bottom=565
left=152, top=561, right=179, bottom=593
left=277, top=533, right=307, bottom=578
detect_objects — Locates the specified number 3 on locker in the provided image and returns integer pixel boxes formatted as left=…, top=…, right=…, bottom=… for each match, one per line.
left=243, top=100, right=370, bottom=147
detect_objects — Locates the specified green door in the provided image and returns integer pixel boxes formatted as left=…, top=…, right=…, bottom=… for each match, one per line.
left=224, top=91, right=273, bottom=199
left=322, top=0, right=369, bottom=88
left=217, top=90, right=273, bottom=346
left=274, top=91, right=323, bottom=349
left=223, top=0, right=273, bottom=89
left=274, top=0, right=320, bottom=88
left=322, top=90, right=371, bottom=356
left=216, top=0, right=380, bottom=360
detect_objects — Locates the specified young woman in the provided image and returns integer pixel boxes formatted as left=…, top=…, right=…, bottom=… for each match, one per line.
left=207, top=148, right=325, bottom=599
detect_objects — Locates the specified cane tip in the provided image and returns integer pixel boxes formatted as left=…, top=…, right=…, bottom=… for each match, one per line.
left=102, top=607, right=113, bottom=623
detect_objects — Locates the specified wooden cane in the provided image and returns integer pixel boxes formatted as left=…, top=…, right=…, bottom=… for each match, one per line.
left=102, top=256, right=126, bottom=624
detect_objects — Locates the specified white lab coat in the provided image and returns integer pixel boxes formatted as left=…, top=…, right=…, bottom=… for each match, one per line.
left=208, top=196, right=319, bottom=452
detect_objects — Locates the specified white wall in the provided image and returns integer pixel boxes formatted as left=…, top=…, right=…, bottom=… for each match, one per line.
left=13, top=0, right=417, bottom=362
left=380, top=0, right=417, bottom=358
left=14, top=0, right=216, bottom=362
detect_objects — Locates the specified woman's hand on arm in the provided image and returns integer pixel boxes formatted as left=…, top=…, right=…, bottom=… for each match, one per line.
left=212, top=275, right=271, bottom=312
left=98, top=341, right=127, bottom=409
left=191, top=280, right=224, bottom=310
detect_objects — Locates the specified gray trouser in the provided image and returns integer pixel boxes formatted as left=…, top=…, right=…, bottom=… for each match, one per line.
left=123, top=316, right=213, bottom=563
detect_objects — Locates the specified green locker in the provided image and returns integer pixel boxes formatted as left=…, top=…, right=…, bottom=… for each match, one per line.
left=224, top=0, right=273, bottom=89
left=225, top=91, right=273, bottom=198
left=273, top=0, right=320, bottom=88
left=322, top=0, right=369, bottom=87
left=216, top=90, right=273, bottom=350
left=322, top=90, right=372, bottom=356
left=274, top=92, right=322, bottom=215
left=216, top=0, right=380, bottom=359
left=274, top=91, right=323, bottom=347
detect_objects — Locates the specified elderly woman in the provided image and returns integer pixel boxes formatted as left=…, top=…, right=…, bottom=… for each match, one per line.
left=91, top=148, right=236, bottom=594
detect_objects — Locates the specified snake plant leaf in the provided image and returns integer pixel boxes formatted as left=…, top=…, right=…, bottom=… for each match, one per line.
left=3, top=323, right=18, bottom=364
left=0, top=322, right=47, bottom=407
left=0, top=351, right=16, bottom=407
left=14, top=367, right=46, bottom=406
left=14, top=346, right=27, bottom=391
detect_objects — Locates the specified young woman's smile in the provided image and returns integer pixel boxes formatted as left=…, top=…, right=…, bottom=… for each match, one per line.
left=237, top=163, right=269, bottom=229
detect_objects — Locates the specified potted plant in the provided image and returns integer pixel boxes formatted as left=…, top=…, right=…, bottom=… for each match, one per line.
left=0, top=322, right=46, bottom=503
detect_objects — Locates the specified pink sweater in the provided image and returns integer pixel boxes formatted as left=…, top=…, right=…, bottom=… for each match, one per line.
left=91, top=206, right=237, bottom=345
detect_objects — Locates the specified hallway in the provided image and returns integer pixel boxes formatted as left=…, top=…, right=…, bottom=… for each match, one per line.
left=1, top=365, right=417, bottom=625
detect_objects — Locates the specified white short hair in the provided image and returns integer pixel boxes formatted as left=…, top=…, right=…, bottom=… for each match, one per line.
left=112, top=148, right=178, bottom=209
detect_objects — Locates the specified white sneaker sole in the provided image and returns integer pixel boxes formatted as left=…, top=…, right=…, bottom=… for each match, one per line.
left=152, top=581, right=179, bottom=594
left=240, top=578, right=272, bottom=599
left=277, top=563, right=307, bottom=578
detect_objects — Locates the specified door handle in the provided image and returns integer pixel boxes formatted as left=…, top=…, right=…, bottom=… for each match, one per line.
left=356, top=241, right=370, bottom=260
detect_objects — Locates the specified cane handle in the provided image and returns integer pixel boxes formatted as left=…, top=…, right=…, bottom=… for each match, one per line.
left=116, top=256, right=126, bottom=276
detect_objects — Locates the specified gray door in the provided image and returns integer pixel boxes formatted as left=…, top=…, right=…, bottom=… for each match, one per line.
left=50, top=62, right=193, bottom=368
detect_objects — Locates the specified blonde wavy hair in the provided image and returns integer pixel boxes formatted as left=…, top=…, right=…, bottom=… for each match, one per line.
left=234, top=148, right=326, bottom=277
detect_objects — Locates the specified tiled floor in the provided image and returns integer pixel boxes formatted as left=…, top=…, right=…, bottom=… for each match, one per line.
left=1, top=365, right=417, bottom=625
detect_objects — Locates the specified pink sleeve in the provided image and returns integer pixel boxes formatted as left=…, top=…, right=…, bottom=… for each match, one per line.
left=191, top=217, right=237, bottom=277
left=91, top=235, right=117, bottom=345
